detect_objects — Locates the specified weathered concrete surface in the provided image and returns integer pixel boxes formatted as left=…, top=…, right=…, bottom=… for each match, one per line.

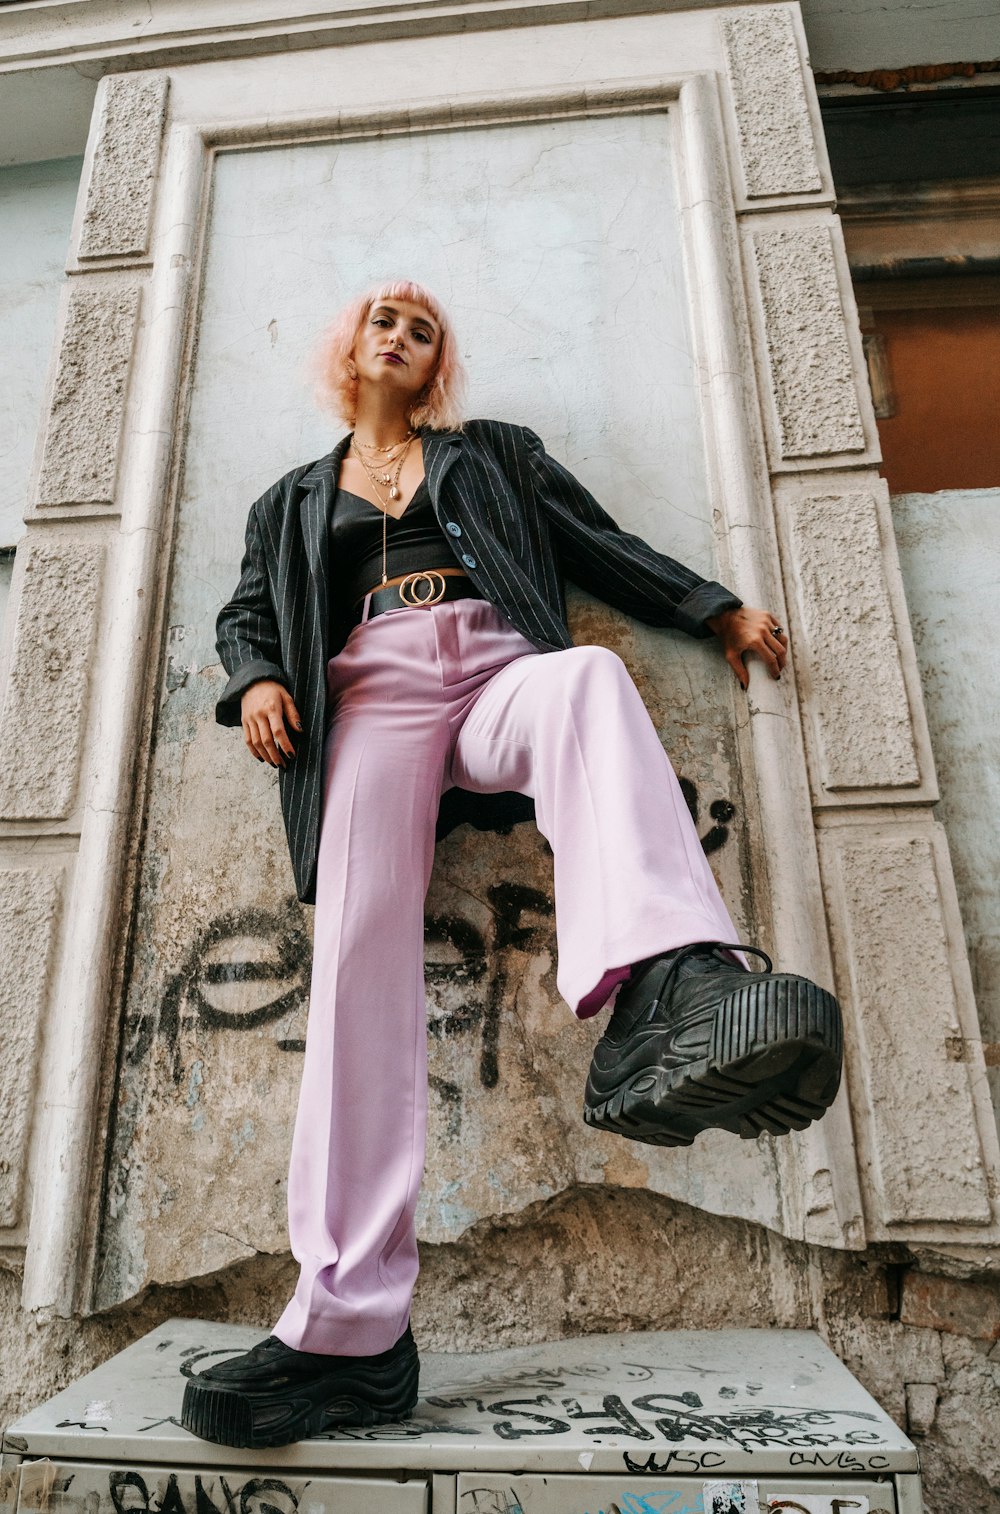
left=0, top=158, right=81, bottom=555
left=721, top=7, right=823, bottom=201
left=5, top=1192, right=1000, bottom=1512
left=0, top=539, right=104, bottom=820
left=78, top=75, right=168, bottom=261
left=35, top=284, right=140, bottom=509
left=891, top=489, right=1000, bottom=1137
left=750, top=224, right=867, bottom=460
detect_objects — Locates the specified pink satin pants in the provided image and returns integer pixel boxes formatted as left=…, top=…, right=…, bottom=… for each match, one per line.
left=273, top=597, right=740, bottom=1354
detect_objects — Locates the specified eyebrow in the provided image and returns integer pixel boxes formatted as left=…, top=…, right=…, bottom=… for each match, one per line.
left=372, top=303, right=437, bottom=333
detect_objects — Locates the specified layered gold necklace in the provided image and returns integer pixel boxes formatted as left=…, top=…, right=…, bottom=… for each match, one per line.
left=350, top=430, right=417, bottom=587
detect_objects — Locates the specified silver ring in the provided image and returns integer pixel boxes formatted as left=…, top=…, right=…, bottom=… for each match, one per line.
left=772, top=625, right=784, bottom=637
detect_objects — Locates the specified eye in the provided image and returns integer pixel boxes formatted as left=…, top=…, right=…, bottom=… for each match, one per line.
left=372, top=316, right=391, bottom=328
left=413, top=330, right=432, bottom=344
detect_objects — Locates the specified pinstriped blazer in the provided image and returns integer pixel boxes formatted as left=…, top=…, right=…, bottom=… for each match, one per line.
left=215, top=418, right=741, bottom=904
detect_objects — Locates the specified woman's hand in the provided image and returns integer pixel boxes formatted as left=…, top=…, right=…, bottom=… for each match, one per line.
left=241, top=679, right=303, bottom=767
left=705, top=607, right=788, bottom=690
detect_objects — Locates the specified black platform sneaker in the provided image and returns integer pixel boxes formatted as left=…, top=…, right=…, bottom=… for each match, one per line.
left=583, top=942, right=842, bottom=1147
left=180, top=1325, right=419, bottom=1449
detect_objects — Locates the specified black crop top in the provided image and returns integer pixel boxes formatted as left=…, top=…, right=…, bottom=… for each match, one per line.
left=330, top=479, right=461, bottom=610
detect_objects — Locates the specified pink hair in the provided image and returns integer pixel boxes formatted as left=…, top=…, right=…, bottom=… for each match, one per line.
left=310, top=280, right=467, bottom=432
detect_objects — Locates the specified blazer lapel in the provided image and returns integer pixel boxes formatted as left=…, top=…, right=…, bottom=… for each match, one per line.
left=298, top=432, right=352, bottom=605
left=421, top=428, right=464, bottom=515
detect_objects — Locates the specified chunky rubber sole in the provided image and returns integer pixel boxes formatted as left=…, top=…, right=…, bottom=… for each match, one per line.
left=180, top=1342, right=420, bottom=1449
left=584, top=974, right=843, bottom=1148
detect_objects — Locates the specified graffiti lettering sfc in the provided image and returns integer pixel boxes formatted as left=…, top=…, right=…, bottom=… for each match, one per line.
left=3, top=1326, right=922, bottom=1514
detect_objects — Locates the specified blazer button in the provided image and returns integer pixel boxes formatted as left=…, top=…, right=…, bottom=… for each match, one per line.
left=461, top=553, right=477, bottom=569
left=445, top=521, right=462, bottom=537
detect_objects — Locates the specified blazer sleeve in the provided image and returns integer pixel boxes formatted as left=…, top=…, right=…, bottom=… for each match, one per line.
left=214, top=495, right=292, bottom=728
left=520, top=426, right=742, bottom=639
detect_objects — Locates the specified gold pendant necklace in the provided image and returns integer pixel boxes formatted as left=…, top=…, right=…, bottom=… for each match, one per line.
left=350, top=433, right=416, bottom=584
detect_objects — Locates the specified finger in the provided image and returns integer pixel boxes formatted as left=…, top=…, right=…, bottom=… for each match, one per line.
left=266, top=710, right=295, bottom=765
left=726, top=646, right=749, bottom=690
left=252, top=713, right=283, bottom=766
left=248, top=715, right=273, bottom=764
left=239, top=717, right=261, bottom=763
left=756, top=639, right=782, bottom=679
left=281, top=691, right=304, bottom=731
left=765, top=630, right=788, bottom=670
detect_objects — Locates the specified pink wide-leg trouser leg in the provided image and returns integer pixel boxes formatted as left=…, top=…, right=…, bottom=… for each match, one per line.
left=273, top=599, right=740, bottom=1355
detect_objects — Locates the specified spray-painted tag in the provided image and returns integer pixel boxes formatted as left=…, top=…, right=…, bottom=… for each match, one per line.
left=703, top=1482, right=761, bottom=1514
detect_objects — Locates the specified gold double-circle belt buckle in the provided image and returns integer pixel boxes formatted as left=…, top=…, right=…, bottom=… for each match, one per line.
left=398, top=570, right=447, bottom=607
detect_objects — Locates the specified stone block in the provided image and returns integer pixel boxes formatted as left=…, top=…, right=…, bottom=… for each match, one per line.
left=0, top=540, right=104, bottom=819
left=784, top=489, right=919, bottom=792
left=820, top=826, right=992, bottom=1228
left=751, top=224, right=866, bottom=459
left=721, top=7, right=823, bottom=200
left=36, top=284, right=141, bottom=508
left=79, top=75, right=169, bottom=261
left=0, top=865, right=64, bottom=1227
left=900, top=1272, right=1000, bottom=1341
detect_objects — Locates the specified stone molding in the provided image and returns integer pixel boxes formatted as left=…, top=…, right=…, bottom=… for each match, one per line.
left=0, top=865, right=65, bottom=1228
left=35, top=283, right=142, bottom=510
left=79, top=75, right=169, bottom=261
left=721, top=6, right=823, bottom=201
left=782, top=487, right=921, bottom=793
left=0, top=540, right=105, bottom=820
left=819, top=821, right=998, bottom=1236
left=749, top=222, right=868, bottom=461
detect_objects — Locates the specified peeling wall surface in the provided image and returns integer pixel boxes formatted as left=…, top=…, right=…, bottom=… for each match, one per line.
left=891, top=487, right=1000, bottom=1134
left=97, top=112, right=754, bottom=1310
left=799, top=0, right=1000, bottom=74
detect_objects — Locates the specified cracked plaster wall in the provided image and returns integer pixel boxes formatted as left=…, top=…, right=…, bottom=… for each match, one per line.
left=94, top=111, right=767, bottom=1312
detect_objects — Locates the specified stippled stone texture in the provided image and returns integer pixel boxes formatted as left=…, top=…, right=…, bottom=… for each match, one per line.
left=751, top=225, right=866, bottom=459
left=79, top=75, right=169, bottom=261
left=35, top=284, right=141, bottom=508
left=0, top=540, right=104, bottom=819
left=0, top=866, right=64, bottom=1226
left=821, top=830, right=991, bottom=1228
left=786, top=490, right=919, bottom=791
left=721, top=7, right=823, bottom=199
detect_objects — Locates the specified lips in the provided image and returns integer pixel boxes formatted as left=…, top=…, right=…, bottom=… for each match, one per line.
left=379, top=352, right=405, bottom=365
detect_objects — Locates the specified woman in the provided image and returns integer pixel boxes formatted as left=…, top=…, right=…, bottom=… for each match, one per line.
left=182, top=280, right=842, bottom=1450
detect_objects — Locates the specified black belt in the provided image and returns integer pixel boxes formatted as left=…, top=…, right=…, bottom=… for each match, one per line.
left=351, top=569, right=485, bottom=626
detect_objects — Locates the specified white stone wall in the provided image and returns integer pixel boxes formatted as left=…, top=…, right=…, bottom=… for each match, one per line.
left=0, top=157, right=82, bottom=638
left=892, top=488, right=1000, bottom=1131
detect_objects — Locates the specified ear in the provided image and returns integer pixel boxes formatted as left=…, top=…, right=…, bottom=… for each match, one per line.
left=346, top=359, right=358, bottom=380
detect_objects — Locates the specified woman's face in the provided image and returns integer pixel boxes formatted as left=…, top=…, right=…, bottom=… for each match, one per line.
left=352, top=298, right=442, bottom=407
